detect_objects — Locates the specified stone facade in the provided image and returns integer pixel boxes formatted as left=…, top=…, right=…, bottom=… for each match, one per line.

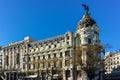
left=0, top=47, right=2, bottom=70
left=104, top=52, right=120, bottom=80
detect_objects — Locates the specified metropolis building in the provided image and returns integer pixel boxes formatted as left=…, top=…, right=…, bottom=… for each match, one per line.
left=1, top=5, right=102, bottom=80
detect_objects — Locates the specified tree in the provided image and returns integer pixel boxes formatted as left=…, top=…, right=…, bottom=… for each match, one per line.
left=74, top=45, right=103, bottom=80
left=81, top=53, right=102, bottom=80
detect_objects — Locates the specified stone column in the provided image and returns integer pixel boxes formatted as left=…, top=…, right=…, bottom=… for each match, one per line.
left=70, top=68, right=73, bottom=80
left=82, top=47, right=87, bottom=65
left=63, top=69, right=66, bottom=80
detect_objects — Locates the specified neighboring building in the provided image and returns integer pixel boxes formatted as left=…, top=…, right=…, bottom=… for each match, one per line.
left=0, top=46, right=2, bottom=70
left=1, top=5, right=102, bottom=80
left=104, top=51, right=120, bottom=80
left=1, top=37, right=35, bottom=80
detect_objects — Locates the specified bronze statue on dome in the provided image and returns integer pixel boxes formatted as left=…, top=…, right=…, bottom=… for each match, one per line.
left=82, top=4, right=89, bottom=14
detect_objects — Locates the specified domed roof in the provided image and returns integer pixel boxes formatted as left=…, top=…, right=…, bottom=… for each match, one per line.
left=78, top=14, right=96, bottom=28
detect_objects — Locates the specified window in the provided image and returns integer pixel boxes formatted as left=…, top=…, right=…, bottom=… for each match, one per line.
left=41, top=43, right=43, bottom=47
left=65, top=51, right=70, bottom=57
left=60, top=52, right=63, bottom=57
left=54, top=53, right=56, bottom=58
left=43, top=63, right=45, bottom=68
left=3, top=49, right=5, bottom=52
left=55, top=39, right=57, bottom=42
left=49, top=46, right=51, bottom=49
left=49, top=40, right=52, bottom=43
left=88, top=38, right=91, bottom=44
left=27, top=56, right=30, bottom=62
left=38, top=56, right=40, bottom=60
left=33, top=64, right=35, bottom=69
left=54, top=45, right=56, bottom=48
left=65, top=60, right=70, bottom=66
left=61, top=37, right=64, bottom=40
left=23, top=58, right=26, bottom=62
left=37, top=63, right=40, bottom=69
left=54, top=61, right=56, bottom=67
left=67, top=42, right=69, bottom=45
left=16, top=53, right=20, bottom=64
left=60, top=61, right=62, bottom=68
left=48, top=54, right=50, bottom=59
left=57, top=41, right=59, bottom=43
left=23, top=64, right=25, bottom=69
left=33, top=57, right=35, bottom=61
left=48, top=62, right=50, bottom=67
left=84, top=31, right=86, bottom=34
left=96, top=40, right=98, bottom=43
left=110, top=59, right=112, bottom=61
left=34, top=49, right=35, bottom=51
left=14, top=47, right=16, bottom=50
left=5, top=55, right=9, bottom=65
left=94, top=31, right=98, bottom=35
left=67, top=36, right=69, bottom=40
left=117, top=61, right=119, bottom=64
left=43, top=55, right=45, bottom=59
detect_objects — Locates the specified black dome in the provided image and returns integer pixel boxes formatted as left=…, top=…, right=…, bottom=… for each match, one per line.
left=79, top=14, right=96, bottom=27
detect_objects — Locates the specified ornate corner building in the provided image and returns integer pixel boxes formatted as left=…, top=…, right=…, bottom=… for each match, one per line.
left=0, top=5, right=102, bottom=80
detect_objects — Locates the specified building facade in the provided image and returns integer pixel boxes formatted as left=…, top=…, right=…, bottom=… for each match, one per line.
left=104, top=52, right=120, bottom=80
left=0, top=46, right=2, bottom=70
left=1, top=37, right=35, bottom=79
left=1, top=5, right=102, bottom=80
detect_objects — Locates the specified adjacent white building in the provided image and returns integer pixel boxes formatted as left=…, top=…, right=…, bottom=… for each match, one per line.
left=104, top=51, right=120, bottom=79
left=0, top=47, right=2, bottom=70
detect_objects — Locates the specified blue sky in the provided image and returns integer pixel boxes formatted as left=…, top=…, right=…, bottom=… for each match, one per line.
left=0, top=0, right=120, bottom=52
